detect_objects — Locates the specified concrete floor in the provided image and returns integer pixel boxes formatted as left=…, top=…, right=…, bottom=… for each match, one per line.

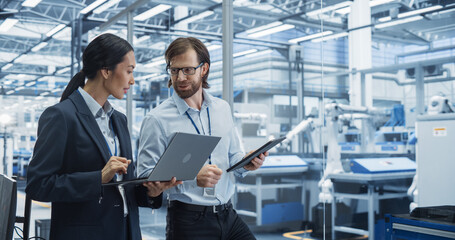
left=14, top=190, right=314, bottom=240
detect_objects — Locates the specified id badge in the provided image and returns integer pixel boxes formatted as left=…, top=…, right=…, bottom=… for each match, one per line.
left=203, top=187, right=216, bottom=197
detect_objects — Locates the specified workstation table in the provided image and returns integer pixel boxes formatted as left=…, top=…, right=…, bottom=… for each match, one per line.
left=328, top=171, right=415, bottom=240
left=235, top=155, right=308, bottom=226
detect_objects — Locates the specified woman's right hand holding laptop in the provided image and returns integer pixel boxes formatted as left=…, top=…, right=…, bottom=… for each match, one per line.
left=143, top=177, right=183, bottom=197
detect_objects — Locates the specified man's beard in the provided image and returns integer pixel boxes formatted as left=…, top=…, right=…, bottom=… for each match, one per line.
left=173, top=79, right=201, bottom=99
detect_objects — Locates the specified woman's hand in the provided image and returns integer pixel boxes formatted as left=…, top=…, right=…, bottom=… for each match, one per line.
left=101, top=157, right=131, bottom=184
left=143, top=177, right=182, bottom=197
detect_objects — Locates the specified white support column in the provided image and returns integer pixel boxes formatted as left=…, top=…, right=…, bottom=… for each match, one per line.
left=174, top=6, right=189, bottom=32
left=127, top=11, right=134, bottom=135
left=222, top=0, right=234, bottom=113
left=348, top=0, right=373, bottom=107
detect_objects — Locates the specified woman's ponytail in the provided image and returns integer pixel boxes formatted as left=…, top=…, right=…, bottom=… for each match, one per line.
left=60, top=70, right=85, bottom=102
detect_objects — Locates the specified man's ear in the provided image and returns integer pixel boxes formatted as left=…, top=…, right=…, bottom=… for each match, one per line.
left=100, top=68, right=110, bottom=79
left=201, top=62, right=209, bottom=77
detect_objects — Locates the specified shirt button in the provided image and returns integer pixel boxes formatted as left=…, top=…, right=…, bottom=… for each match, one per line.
left=103, top=131, right=106, bottom=134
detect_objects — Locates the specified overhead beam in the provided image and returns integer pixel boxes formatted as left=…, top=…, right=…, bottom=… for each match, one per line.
left=98, top=0, right=150, bottom=31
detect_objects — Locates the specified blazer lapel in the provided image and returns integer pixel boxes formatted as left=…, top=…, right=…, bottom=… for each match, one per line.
left=69, top=91, right=111, bottom=163
left=110, top=112, right=131, bottom=159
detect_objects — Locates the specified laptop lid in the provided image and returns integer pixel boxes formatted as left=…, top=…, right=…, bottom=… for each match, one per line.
left=147, top=132, right=221, bottom=181
left=103, top=132, right=221, bottom=186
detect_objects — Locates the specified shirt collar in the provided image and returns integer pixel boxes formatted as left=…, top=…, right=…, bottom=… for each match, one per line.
left=172, top=88, right=212, bottom=115
left=78, top=87, right=114, bottom=118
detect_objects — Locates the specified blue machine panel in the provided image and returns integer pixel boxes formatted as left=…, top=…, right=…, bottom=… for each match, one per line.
left=262, top=202, right=303, bottom=225
left=385, top=214, right=455, bottom=240
left=350, top=157, right=416, bottom=174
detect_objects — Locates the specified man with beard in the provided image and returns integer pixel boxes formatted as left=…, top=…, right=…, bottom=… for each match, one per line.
left=137, top=37, right=267, bottom=240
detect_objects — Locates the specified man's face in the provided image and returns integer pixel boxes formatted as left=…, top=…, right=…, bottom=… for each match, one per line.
left=169, top=49, right=206, bottom=99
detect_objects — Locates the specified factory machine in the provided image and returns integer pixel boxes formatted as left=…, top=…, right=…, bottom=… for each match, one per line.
left=375, top=105, right=414, bottom=154
left=233, top=103, right=312, bottom=226
left=316, top=103, right=416, bottom=240
left=410, top=96, right=455, bottom=210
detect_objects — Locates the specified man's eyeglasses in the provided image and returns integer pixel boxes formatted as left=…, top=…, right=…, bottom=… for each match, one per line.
left=167, top=62, right=204, bottom=76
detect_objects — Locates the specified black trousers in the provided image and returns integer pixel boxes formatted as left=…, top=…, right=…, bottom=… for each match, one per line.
left=166, top=202, right=256, bottom=240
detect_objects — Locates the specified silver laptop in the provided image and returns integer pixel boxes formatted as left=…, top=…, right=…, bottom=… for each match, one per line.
left=103, top=132, right=221, bottom=186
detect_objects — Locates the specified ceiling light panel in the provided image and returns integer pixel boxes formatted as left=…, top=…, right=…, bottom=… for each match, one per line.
left=22, top=0, right=42, bottom=7
left=375, top=15, right=423, bottom=28
left=134, top=4, right=172, bottom=21
left=306, top=1, right=352, bottom=17
left=93, top=0, right=121, bottom=14
left=0, top=19, right=19, bottom=32
left=178, top=10, right=214, bottom=25
left=80, top=0, right=108, bottom=14
left=248, top=24, right=295, bottom=38
left=289, top=31, right=333, bottom=43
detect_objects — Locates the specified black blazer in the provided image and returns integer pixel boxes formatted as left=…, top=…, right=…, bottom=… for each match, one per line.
left=26, top=91, right=161, bottom=240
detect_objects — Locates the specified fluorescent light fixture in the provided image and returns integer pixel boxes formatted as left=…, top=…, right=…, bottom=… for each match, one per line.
left=371, top=0, right=396, bottom=7
left=437, top=8, right=455, bottom=15
left=93, top=0, right=121, bottom=14
left=0, top=18, right=19, bottom=32
left=289, top=30, right=333, bottom=43
left=51, top=88, right=61, bottom=93
left=46, top=24, right=66, bottom=37
left=2, top=63, right=13, bottom=71
left=244, top=49, right=273, bottom=58
left=312, top=32, right=348, bottom=42
left=40, top=91, right=50, bottom=96
left=80, top=0, right=108, bottom=14
left=135, top=35, right=150, bottom=44
left=144, top=57, right=166, bottom=68
left=248, top=24, right=295, bottom=38
left=336, top=0, right=395, bottom=14
left=13, top=55, right=27, bottom=63
left=56, top=67, right=70, bottom=74
left=398, top=5, right=442, bottom=18
left=233, top=49, right=257, bottom=58
left=22, top=0, right=42, bottom=7
left=15, top=86, right=25, bottom=91
left=178, top=10, right=213, bottom=25
left=375, top=15, right=423, bottom=28
left=306, top=1, right=352, bottom=17
left=378, top=16, right=391, bottom=22
left=134, top=4, right=172, bottom=21
left=31, top=42, right=48, bottom=52
left=52, top=26, right=71, bottom=40
left=24, top=100, right=32, bottom=103
left=6, top=90, right=15, bottom=95
left=207, top=44, right=221, bottom=51
left=25, top=81, right=36, bottom=87
left=245, top=21, right=283, bottom=34
left=35, top=96, right=44, bottom=100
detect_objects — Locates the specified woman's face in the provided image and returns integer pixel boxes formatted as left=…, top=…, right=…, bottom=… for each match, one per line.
left=105, top=50, right=136, bottom=99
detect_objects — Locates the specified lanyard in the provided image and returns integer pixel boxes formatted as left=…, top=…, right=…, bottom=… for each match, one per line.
left=103, top=120, right=117, bottom=157
left=186, top=107, right=212, bottom=163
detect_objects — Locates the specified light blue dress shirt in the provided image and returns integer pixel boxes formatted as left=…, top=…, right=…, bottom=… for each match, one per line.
left=77, top=87, right=128, bottom=216
left=137, top=90, right=248, bottom=206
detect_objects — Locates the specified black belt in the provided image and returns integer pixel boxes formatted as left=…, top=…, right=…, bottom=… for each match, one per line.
left=169, top=200, right=232, bottom=214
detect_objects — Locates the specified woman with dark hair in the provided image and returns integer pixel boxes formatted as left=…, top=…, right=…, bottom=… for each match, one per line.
left=26, top=33, right=181, bottom=240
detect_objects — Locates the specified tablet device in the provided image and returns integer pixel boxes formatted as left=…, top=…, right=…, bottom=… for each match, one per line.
left=103, top=132, right=221, bottom=186
left=226, top=137, right=286, bottom=172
